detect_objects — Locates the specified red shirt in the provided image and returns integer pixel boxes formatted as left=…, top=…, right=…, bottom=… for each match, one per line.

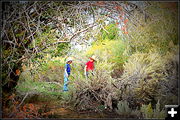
left=86, top=61, right=94, bottom=71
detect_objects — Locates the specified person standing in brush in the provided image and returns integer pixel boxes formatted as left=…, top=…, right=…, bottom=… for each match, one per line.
left=84, top=55, right=96, bottom=78
left=63, top=57, right=73, bottom=91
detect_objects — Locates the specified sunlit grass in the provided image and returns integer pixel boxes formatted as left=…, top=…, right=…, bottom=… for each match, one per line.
left=16, top=79, right=62, bottom=96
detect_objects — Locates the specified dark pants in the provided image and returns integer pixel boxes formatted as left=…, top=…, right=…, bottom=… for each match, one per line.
left=85, top=71, right=94, bottom=78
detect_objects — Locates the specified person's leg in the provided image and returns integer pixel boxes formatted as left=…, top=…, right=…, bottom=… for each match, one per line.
left=63, top=74, right=69, bottom=91
left=85, top=71, right=89, bottom=79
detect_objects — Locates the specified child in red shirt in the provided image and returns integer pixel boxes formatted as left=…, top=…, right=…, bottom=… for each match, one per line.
left=84, top=56, right=96, bottom=78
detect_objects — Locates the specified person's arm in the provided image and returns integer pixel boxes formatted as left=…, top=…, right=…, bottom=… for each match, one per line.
left=65, top=69, right=68, bottom=77
left=64, top=64, right=68, bottom=77
left=84, top=65, right=87, bottom=76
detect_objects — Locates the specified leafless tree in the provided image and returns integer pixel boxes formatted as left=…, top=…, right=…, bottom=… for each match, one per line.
left=1, top=1, right=147, bottom=92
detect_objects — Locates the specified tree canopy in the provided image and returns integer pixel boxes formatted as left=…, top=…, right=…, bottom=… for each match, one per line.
left=1, top=1, right=179, bottom=119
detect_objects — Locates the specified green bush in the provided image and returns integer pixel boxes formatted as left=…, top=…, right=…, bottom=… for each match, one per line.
left=116, top=51, right=172, bottom=106
left=140, top=103, right=153, bottom=118
left=96, top=23, right=119, bottom=41
left=115, top=100, right=131, bottom=115
left=18, top=70, right=33, bottom=84
left=153, top=100, right=166, bottom=118
left=86, top=39, right=127, bottom=69
left=31, top=58, right=65, bottom=83
left=140, top=101, right=165, bottom=118
left=115, top=100, right=141, bottom=117
left=127, top=4, right=178, bottom=55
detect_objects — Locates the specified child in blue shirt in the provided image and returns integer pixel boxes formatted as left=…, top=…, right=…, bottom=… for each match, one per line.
left=63, top=57, right=73, bottom=91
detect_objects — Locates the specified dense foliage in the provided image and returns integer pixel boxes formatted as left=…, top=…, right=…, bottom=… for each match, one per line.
left=2, top=1, right=178, bottom=119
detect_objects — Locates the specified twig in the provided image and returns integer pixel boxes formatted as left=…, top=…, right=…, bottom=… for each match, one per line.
left=9, top=93, right=29, bottom=118
left=45, top=82, right=61, bottom=85
left=17, top=93, right=29, bottom=108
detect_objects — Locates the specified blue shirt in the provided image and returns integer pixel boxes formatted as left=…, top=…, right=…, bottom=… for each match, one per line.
left=65, top=63, right=71, bottom=75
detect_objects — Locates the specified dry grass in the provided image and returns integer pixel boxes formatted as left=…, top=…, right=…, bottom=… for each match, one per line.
left=72, top=63, right=118, bottom=111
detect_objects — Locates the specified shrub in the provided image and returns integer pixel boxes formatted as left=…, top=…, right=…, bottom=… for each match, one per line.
left=153, top=100, right=166, bottom=118
left=72, top=61, right=118, bottom=111
left=86, top=39, right=127, bottom=69
left=116, top=51, right=168, bottom=106
left=30, top=58, right=65, bottom=83
left=115, top=100, right=141, bottom=117
left=115, top=100, right=131, bottom=116
left=140, top=101, right=165, bottom=118
left=18, top=70, right=33, bottom=84
left=157, top=50, right=179, bottom=106
left=140, top=103, right=153, bottom=118
left=127, top=4, right=178, bottom=55
left=96, top=23, right=120, bottom=41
